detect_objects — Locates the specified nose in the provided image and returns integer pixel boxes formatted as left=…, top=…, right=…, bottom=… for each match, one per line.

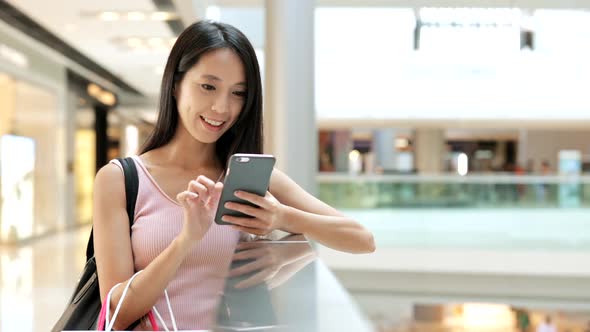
left=212, top=95, right=229, bottom=114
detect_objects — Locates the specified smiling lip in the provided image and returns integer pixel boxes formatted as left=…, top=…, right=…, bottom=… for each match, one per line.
left=200, top=116, right=225, bottom=132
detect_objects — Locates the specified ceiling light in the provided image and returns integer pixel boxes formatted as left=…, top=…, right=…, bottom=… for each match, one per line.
left=127, top=12, right=146, bottom=21
left=98, top=91, right=116, bottom=106
left=87, top=83, right=101, bottom=97
left=86, top=83, right=116, bottom=106
left=151, top=11, right=175, bottom=21
left=99, top=12, right=120, bottom=21
left=112, top=37, right=175, bottom=51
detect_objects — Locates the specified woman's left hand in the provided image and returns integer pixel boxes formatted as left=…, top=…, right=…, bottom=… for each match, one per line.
left=221, top=191, right=287, bottom=235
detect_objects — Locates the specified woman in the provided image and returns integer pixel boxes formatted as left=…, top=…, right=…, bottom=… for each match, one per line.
left=93, top=20, right=375, bottom=330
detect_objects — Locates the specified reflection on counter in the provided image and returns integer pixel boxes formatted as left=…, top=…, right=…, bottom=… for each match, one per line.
left=215, top=235, right=315, bottom=331
left=214, top=234, right=372, bottom=332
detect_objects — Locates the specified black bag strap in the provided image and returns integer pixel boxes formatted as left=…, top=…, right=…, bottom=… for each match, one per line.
left=85, top=157, right=139, bottom=261
left=119, top=157, right=139, bottom=228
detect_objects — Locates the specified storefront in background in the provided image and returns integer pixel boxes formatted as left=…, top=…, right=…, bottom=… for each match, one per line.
left=0, top=22, right=68, bottom=244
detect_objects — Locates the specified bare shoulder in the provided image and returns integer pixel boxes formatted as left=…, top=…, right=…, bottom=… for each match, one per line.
left=94, top=163, right=126, bottom=215
left=95, top=163, right=124, bottom=189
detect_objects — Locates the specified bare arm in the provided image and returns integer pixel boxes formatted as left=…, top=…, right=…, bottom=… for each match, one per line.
left=270, top=169, right=375, bottom=253
left=222, top=169, right=375, bottom=254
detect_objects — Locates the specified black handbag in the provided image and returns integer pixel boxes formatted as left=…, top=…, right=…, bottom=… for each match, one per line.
left=51, top=157, right=139, bottom=332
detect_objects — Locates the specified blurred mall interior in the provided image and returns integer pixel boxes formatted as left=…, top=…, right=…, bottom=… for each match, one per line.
left=1, top=0, right=590, bottom=331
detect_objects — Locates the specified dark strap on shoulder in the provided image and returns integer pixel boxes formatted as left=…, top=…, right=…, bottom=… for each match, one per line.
left=119, top=157, right=139, bottom=228
left=85, top=157, right=139, bottom=261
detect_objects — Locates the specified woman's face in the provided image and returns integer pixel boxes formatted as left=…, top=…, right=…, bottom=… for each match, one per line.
left=175, top=48, right=247, bottom=144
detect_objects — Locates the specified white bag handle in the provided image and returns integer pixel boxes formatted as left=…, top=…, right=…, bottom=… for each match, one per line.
left=151, top=289, right=178, bottom=332
left=105, top=270, right=178, bottom=331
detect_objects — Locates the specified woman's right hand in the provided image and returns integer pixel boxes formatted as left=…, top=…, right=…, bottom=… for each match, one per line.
left=176, top=175, right=224, bottom=242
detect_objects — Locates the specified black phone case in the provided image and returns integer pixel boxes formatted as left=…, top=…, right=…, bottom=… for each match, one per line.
left=214, top=154, right=276, bottom=225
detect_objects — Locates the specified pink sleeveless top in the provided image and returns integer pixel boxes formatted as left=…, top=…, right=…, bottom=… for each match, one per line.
left=111, top=156, right=241, bottom=330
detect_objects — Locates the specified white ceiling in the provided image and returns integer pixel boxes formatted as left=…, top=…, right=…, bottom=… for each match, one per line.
left=7, top=0, right=179, bottom=97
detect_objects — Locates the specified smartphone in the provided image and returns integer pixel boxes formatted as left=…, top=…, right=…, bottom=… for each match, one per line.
left=214, top=153, right=276, bottom=225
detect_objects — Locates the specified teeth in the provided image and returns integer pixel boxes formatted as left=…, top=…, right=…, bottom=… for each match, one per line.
left=202, top=116, right=224, bottom=126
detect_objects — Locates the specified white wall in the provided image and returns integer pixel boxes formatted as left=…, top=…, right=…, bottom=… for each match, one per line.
left=316, top=51, right=590, bottom=122
left=315, top=9, right=590, bottom=123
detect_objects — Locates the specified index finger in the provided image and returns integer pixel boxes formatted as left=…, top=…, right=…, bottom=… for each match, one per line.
left=196, top=175, right=216, bottom=191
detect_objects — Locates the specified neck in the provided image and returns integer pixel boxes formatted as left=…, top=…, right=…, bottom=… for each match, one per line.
left=159, top=125, right=221, bottom=171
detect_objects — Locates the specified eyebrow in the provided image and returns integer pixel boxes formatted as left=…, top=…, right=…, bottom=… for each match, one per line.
left=202, top=74, right=246, bottom=87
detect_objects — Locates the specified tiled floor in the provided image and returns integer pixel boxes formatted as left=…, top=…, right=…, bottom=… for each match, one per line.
left=0, top=225, right=89, bottom=332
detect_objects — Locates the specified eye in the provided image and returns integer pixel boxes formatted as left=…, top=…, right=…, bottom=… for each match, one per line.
left=201, top=84, right=215, bottom=91
left=233, top=90, right=246, bottom=98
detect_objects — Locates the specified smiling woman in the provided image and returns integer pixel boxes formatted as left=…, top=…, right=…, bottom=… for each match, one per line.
left=175, top=49, right=248, bottom=139
left=91, top=20, right=375, bottom=331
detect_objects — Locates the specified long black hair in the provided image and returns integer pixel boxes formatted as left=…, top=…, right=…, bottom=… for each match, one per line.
left=140, top=20, right=263, bottom=169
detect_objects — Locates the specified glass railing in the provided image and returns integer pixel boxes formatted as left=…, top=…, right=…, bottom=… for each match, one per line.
left=317, top=173, right=590, bottom=209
